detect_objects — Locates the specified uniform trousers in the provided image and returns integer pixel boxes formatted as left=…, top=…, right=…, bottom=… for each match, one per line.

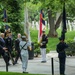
left=21, top=50, right=28, bottom=72
left=40, top=48, right=46, bottom=61
left=59, top=57, right=66, bottom=75
left=1, top=52, right=9, bottom=65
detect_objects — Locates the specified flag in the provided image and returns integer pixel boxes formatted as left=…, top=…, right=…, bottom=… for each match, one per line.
left=62, top=3, right=66, bottom=31
left=38, top=9, right=45, bottom=42
left=41, top=9, right=46, bottom=30
left=61, top=2, right=67, bottom=41
left=3, top=9, right=10, bottom=33
left=41, top=13, right=45, bottom=26
left=4, top=9, right=7, bottom=22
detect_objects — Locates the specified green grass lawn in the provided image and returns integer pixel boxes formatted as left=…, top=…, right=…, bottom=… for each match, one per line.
left=0, top=72, right=60, bottom=75
left=0, top=72, right=46, bottom=75
left=30, top=29, right=75, bottom=51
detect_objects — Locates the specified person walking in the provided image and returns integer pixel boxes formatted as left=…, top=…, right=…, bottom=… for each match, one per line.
left=40, top=31, right=48, bottom=63
left=0, top=33, right=9, bottom=65
left=56, top=37, right=68, bottom=75
left=14, top=33, right=22, bottom=65
left=5, top=32, right=14, bottom=65
left=19, top=35, right=31, bottom=73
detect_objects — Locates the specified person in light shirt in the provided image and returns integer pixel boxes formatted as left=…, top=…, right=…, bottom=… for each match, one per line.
left=19, top=35, right=31, bottom=73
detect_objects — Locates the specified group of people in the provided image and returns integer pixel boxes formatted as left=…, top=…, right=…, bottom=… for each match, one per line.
left=0, top=28, right=32, bottom=73
left=14, top=33, right=31, bottom=73
left=39, top=30, right=68, bottom=75
left=40, top=30, right=68, bottom=75
left=0, top=26, right=69, bottom=75
left=0, top=32, right=13, bottom=66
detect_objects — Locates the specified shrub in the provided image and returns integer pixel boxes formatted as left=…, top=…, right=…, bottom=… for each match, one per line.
left=66, top=39, right=75, bottom=56
left=33, top=41, right=50, bottom=57
left=33, top=41, right=40, bottom=57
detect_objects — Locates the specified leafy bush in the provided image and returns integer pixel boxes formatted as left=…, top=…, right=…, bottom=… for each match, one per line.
left=66, top=39, right=75, bottom=56
left=33, top=41, right=50, bottom=57
left=11, top=50, right=17, bottom=57
left=33, top=41, right=40, bottom=57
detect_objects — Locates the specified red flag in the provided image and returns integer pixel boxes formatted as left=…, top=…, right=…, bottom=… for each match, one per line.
left=39, top=13, right=42, bottom=37
left=38, top=9, right=46, bottom=42
left=38, top=12, right=43, bottom=42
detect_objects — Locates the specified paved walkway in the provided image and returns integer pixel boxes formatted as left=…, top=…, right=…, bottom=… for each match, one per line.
left=0, top=51, right=75, bottom=75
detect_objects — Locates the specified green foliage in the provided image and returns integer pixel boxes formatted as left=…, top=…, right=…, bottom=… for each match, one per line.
left=0, top=0, right=24, bottom=37
left=30, top=29, right=39, bottom=56
left=31, top=0, right=75, bottom=21
left=66, top=39, right=75, bottom=56
left=7, top=0, right=23, bottom=35
left=48, top=37, right=59, bottom=50
left=26, top=2, right=42, bottom=21
left=34, top=41, right=40, bottom=57
left=66, top=31, right=75, bottom=40
left=0, top=22, right=4, bottom=32
left=11, top=50, right=17, bottom=57
left=66, top=0, right=75, bottom=18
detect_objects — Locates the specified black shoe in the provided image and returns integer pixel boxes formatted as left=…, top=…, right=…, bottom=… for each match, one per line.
left=13, top=62, right=15, bottom=65
left=13, top=62, right=18, bottom=65
left=41, top=61, right=46, bottom=63
left=60, top=74, right=66, bottom=75
left=23, top=72, right=28, bottom=73
left=8, top=63, right=11, bottom=66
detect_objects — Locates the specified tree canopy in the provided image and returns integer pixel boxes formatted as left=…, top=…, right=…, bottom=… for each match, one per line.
left=0, top=0, right=75, bottom=37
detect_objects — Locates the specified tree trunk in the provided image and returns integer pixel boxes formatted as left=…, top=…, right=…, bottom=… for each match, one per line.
left=55, top=13, right=62, bottom=30
left=48, top=10, right=62, bottom=37
left=48, top=10, right=57, bottom=37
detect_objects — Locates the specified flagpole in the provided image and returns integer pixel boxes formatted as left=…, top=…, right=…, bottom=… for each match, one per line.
left=24, top=2, right=26, bottom=33
left=3, top=9, right=8, bottom=72
left=24, top=2, right=31, bottom=42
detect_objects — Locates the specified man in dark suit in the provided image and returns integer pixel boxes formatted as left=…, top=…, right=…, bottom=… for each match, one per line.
left=14, top=33, right=22, bottom=65
left=56, top=37, right=68, bottom=75
left=0, top=33, right=9, bottom=65
left=5, top=32, right=14, bottom=65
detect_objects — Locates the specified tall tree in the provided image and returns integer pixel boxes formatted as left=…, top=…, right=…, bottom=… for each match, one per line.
left=0, top=0, right=24, bottom=36
left=31, top=0, right=70, bottom=37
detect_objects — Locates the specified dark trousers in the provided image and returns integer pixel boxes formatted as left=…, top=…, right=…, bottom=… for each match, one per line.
left=8, top=50, right=14, bottom=64
left=59, top=57, right=66, bottom=75
left=1, top=52, right=9, bottom=65
left=14, top=51, right=22, bottom=63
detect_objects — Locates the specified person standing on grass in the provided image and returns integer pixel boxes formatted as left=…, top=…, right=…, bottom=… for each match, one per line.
left=56, top=37, right=68, bottom=75
left=19, top=35, right=31, bottom=73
